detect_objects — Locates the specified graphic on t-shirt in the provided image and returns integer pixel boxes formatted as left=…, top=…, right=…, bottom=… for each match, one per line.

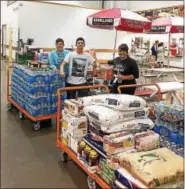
left=115, top=64, right=125, bottom=73
left=71, top=58, right=87, bottom=77
left=114, top=64, right=125, bottom=83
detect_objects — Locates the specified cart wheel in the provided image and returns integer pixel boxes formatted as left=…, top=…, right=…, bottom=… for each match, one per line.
left=19, top=111, right=25, bottom=120
left=60, top=151, right=68, bottom=163
left=32, top=121, right=41, bottom=131
left=7, top=103, right=12, bottom=110
left=87, top=176, right=97, bottom=189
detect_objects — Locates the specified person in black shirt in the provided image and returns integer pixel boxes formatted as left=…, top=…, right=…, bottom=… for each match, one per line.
left=108, top=44, right=139, bottom=95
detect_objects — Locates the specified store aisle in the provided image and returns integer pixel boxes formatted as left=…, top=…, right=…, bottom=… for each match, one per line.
left=1, top=62, right=88, bottom=188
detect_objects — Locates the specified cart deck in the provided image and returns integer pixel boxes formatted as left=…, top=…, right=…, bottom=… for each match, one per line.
left=6, top=66, right=58, bottom=131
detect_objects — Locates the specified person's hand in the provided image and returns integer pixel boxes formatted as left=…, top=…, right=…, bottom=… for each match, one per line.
left=117, top=74, right=124, bottom=80
left=60, top=71, right=65, bottom=77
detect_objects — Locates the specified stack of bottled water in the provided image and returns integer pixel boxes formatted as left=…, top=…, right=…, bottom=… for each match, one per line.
left=160, top=135, right=184, bottom=157
left=11, top=64, right=67, bottom=117
left=149, top=102, right=184, bottom=157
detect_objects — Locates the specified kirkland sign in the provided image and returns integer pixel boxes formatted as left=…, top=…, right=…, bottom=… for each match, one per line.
left=151, top=26, right=166, bottom=32
left=92, top=18, right=114, bottom=25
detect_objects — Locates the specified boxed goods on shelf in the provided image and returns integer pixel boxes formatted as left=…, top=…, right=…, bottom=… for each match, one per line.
left=119, top=147, right=184, bottom=188
left=79, top=94, right=146, bottom=111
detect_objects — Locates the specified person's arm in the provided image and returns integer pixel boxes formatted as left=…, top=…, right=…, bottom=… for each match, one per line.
left=118, top=59, right=139, bottom=80
left=49, top=52, right=57, bottom=70
left=107, top=60, right=114, bottom=65
left=60, top=53, right=70, bottom=76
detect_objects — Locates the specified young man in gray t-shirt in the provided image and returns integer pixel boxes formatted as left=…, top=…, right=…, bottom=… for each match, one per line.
left=60, top=37, right=95, bottom=98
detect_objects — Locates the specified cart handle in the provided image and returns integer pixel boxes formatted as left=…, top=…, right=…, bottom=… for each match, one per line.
left=7, top=66, right=13, bottom=100
left=56, top=85, right=109, bottom=143
left=117, top=83, right=161, bottom=102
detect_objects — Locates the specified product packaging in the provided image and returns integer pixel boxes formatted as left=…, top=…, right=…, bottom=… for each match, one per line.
left=119, top=147, right=184, bottom=188
left=103, top=132, right=135, bottom=155
left=64, top=99, right=84, bottom=116
left=135, top=130, right=160, bottom=151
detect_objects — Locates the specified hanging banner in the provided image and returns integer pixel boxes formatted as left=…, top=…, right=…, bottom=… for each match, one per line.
left=92, top=18, right=114, bottom=25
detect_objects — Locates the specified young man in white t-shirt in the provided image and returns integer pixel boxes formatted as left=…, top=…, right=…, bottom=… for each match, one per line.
left=60, top=37, right=95, bottom=99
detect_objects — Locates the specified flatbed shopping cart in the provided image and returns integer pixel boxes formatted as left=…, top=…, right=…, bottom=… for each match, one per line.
left=117, top=83, right=161, bottom=102
left=6, top=66, right=58, bottom=131
left=56, top=85, right=111, bottom=189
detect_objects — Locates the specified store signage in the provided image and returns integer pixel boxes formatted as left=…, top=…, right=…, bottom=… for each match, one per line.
left=151, top=26, right=166, bottom=32
left=177, top=26, right=184, bottom=33
left=92, top=18, right=114, bottom=25
left=125, top=20, right=144, bottom=28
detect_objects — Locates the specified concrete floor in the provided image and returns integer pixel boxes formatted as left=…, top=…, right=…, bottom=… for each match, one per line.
left=1, top=61, right=184, bottom=188
left=1, top=62, right=88, bottom=188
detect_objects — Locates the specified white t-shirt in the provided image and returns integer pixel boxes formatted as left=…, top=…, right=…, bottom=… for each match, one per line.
left=64, top=51, right=95, bottom=85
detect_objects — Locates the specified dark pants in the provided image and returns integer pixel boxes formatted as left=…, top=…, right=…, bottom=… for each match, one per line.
left=110, top=84, right=136, bottom=95
left=66, top=83, right=89, bottom=99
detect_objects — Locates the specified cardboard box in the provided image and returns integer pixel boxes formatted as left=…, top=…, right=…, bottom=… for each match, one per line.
left=70, top=137, right=81, bottom=154
left=69, top=127, right=87, bottom=139
left=64, top=99, right=84, bottom=116
left=61, top=127, right=71, bottom=147
left=62, top=110, right=87, bottom=129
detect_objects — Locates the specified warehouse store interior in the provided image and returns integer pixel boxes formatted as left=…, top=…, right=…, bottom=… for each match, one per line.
left=1, top=1, right=184, bottom=188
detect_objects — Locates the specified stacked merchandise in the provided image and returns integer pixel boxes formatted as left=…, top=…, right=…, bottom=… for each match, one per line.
left=149, top=102, right=184, bottom=157
left=60, top=95, right=184, bottom=188
left=11, top=64, right=67, bottom=117
left=61, top=100, right=88, bottom=155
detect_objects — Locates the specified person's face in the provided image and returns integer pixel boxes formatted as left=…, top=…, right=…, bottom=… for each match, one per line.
left=118, top=49, right=128, bottom=59
left=172, top=38, right=176, bottom=43
left=56, top=42, right=64, bottom=51
left=76, top=40, right=85, bottom=50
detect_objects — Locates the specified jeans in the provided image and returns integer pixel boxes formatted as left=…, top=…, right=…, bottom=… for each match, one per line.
left=66, top=83, right=89, bottom=99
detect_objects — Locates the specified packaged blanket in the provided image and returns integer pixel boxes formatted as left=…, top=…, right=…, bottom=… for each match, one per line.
left=79, top=94, right=146, bottom=111
left=103, top=132, right=135, bottom=155
left=83, top=105, right=149, bottom=126
left=89, top=118, right=154, bottom=134
left=119, top=148, right=184, bottom=188
left=135, top=130, right=160, bottom=151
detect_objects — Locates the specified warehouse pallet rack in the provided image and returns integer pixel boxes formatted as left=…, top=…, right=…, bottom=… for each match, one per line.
left=7, top=66, right=57, bottom=131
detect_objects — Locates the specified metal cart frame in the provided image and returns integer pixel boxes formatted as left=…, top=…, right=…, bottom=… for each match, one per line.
left=117, top=83, right=162, bottom=101
left=56, top=85, right=110, bottom=189
left=7, top=66, right=57, bottom=131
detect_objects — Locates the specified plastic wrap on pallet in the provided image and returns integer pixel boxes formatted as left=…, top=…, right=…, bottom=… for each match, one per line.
left=11, top=64, right=67, bottom=117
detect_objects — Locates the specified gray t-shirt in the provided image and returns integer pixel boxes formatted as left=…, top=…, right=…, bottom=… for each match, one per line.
left=64, top=51, right=94, bottom=85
